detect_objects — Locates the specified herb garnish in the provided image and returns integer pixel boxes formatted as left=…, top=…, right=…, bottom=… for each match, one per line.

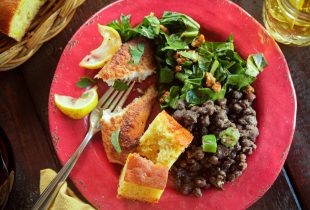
left=113, top=80, right=129, bottom=91
left=76, top=77, right=97, bottom=88
left=129, top=43, right=144, bottom=64
left=111, top=129, right=122, bottom=153
left=107, top=14, right=137, bottom=42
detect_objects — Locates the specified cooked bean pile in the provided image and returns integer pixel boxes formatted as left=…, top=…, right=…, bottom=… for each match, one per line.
left=170, top=90, right=259, bottom=197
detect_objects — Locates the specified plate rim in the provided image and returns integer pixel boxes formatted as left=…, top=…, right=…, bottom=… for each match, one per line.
left=48, top=0, right=297, bottom=209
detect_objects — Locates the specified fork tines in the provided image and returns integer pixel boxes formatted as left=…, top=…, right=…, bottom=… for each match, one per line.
left=98, top=81, right=135, bottom=111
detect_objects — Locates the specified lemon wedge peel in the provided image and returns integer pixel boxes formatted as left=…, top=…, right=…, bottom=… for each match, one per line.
left=79, top=25, right=122, bottom=69
left=54, top=87, right=98, bottom=119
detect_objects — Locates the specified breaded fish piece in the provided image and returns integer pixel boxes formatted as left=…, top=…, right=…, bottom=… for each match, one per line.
left=101, top=85, right=157, bottom=165
left=95, top=37, right=157, bottom=86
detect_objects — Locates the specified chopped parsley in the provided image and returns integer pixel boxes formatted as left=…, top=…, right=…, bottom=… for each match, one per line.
left=113, top=80, right=129, bottom=91
left=76, top=77, right=97, bottom=88
left=129, top=43, right=144, bottom=64
left=111, top=129, right=122, bottom=153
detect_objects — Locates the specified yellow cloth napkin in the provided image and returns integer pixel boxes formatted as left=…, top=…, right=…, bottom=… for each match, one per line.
left=40, top=169, right=95, bottom=210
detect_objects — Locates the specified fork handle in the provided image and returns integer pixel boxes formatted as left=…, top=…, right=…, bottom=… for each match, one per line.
left=32, top=128, right=95, bottom=210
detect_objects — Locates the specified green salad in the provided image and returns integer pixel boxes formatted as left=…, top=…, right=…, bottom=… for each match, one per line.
left=107, top=12, right=267, bottom=109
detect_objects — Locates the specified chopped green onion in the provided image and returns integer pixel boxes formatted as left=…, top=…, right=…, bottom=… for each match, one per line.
left=111, top=129, right=122, bottom=153
left=202, top=134, right=217, bottom=153
left=219, top=127, right=240, bottom=148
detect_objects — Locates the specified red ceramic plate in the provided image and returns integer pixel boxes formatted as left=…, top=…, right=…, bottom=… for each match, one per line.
left=48, top=0, right=296, bottom=209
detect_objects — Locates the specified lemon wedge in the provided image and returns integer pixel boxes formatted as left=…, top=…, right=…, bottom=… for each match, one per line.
left=79, top=25, right=122, bottom=69
left=54, top=87, right=98, bottom=119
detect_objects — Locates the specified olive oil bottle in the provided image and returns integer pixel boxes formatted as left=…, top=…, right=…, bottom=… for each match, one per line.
left=263, top=0, right=310, bottom=46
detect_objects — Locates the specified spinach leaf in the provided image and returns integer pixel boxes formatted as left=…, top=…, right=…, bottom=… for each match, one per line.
left=185, top=86, right=226, bottom=105
left=107, top=14, right=137, bottom=42
left=159, top=66, right=174, bottom=83
left=129, top=43, right=145, bottom=64
left=135, top=13, right=160, bottom=39
left=113, top=80, right=129, bottom=91
left=76, top=77, right=97, bottom=88
left=178, top=51, right=199, bottom=61
left=246, top=54, right=267, bottom=77
left=111, top=129, right=122, bottom=153
left=175, top=72, right=189, bottom=82
left=161, top=34, right=189, bottom=51
left=163, top=86, right=180, bottom=109
left=160, top=12, right=200, bottom=38
left=226, top=74, right=255, bottom=89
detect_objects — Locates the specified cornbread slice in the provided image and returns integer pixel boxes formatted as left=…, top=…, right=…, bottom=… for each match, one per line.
left=101, top=85, right=157, bottom=165
left=0, top=0, right=45, bottom=41
left=95, top=37, right=156, bottom=86
left=118, top=153, right=168, bottom=203
left=137, top=110, right=193, bottom=168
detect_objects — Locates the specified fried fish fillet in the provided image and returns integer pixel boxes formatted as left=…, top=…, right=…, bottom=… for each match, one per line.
left=95, top=37, right=156, bottom=86
left=101, top=85, right=157, bottom=165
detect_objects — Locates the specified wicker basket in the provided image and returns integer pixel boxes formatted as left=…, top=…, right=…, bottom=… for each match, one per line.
left=0, top=0, right=86, bottom=71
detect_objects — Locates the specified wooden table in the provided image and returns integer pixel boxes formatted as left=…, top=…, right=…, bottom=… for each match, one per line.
left=0, top=0, right=309, bottom=209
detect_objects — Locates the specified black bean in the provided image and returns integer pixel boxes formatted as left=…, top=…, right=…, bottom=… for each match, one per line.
left=230, top=91, right=243, bottom=99
left=239, top=154, right=247, bottom=162
left=176, top=168, right=186, bottom=179
left=216, top=98, right=227, bottom=106
left=243, top=107, right=256, bottom=116
left=193, top=188, right=202, bottom=197
left=229, top=151, right=237, bottom=159
left=186, top=158, right=196, bottom=165
left=171, top=94, right=259, bottom=197
left=216, top=145, right=231, bottom=159
left=201, top=159, right=212, bottom=169
left=183, top=110, right=199, bottom=126
left=179, top=159, right=187, bottom=168
left=241, top=139, right=252, bottom=147
left=199, top=115, right=210, bottom=127
left=190, top=162, right=202, bottom=172
left=227, top=174, right=235, bottom=181
left=176, top=100, right=186, bottom=110
left=231, top=103, right=243, bottom=114
left=219, top=170, right=226, bottom=177
left=174, top=179, right=182, bottom=190
left=202, top=100, right=215, bottom=115
left=182, top=175, right=192, bottom=183
left=180, top=183, right=193, bottom=195
left=245, top=92, right=256, bottom=102
left=193, top=148, right=205, bottom=160
left=172, top=110, right=186, bottom=123
left=200, top=126, right=208, bottom=135
left=209, top=176, right=216, bottom=184
left=242, top=147, right=253, bottom=155
left=239, top=162, right=247, bottom=170
left=208, top=156, right=219, bottom=165
left=204, top=183, right=211, bottom=189
left=194, top=177, right=207, bottom=188
left=229, top=165, right=237, bottom=172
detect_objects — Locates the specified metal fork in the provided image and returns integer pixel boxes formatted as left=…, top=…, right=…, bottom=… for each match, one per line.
left=32, top=81, right=135, bottom=210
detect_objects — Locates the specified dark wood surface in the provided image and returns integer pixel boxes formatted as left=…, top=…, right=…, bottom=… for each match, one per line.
left=0, top=0, right=308, bottom=209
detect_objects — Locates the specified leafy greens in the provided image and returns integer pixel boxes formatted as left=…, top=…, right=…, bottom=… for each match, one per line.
left=107, top=12, right=267, bottom=109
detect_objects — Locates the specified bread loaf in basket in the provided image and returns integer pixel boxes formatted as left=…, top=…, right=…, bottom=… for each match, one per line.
left=0, top=0, right=46, bottom=41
